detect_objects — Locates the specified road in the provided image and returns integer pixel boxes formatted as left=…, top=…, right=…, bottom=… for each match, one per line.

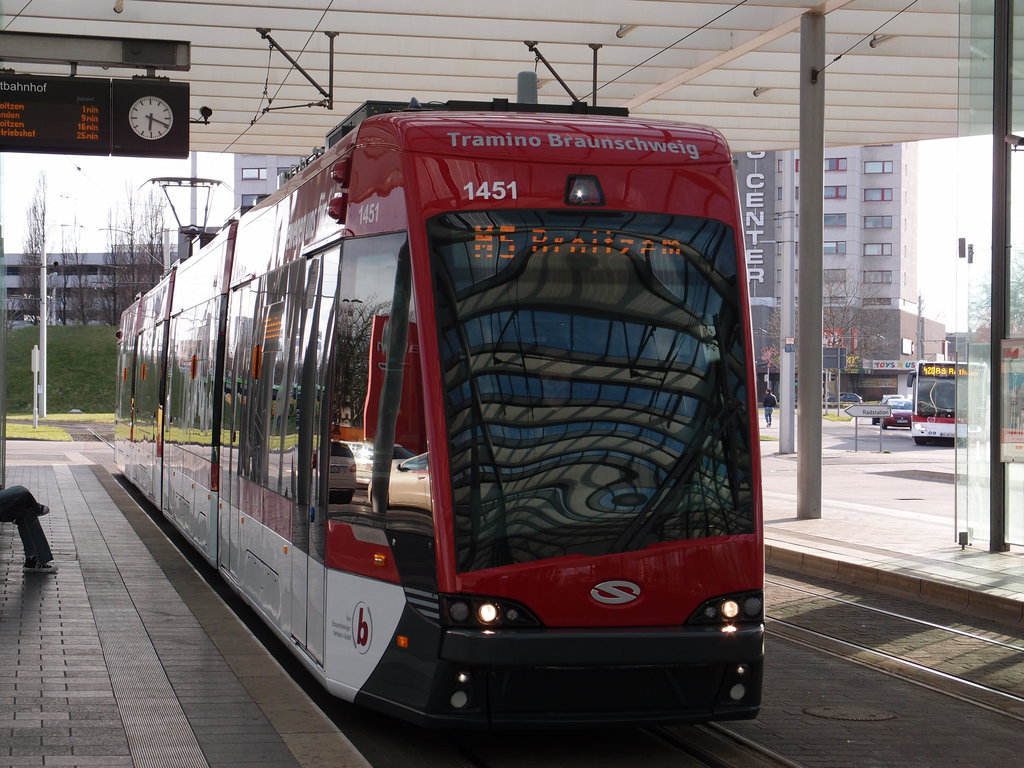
left=761, top=409, right=955, bottom=460
left=757, top=411, right=958, bottom=575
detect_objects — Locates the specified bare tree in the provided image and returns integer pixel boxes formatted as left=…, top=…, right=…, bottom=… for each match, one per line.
left=822, top=268, right=889, bottom=369
left=98, top=185, right=167, bottom=324
left=963, top=247, right=1024, bottom=342
left=61, top=248, right=93, bottom=325
left=54, top=224, right=87, bottom=326
left=14, top=173, right=48, bottom=325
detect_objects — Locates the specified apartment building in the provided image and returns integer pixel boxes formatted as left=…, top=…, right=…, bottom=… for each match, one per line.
left=233, top=153, right=305, bottom=210
left=735, top=143, right=946, bottom=401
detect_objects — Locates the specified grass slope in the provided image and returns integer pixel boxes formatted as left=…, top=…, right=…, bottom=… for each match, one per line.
left=3, top=325, right=119, bottom=414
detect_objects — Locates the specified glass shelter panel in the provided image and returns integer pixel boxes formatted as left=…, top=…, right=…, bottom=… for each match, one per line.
left=956, top=1, right=1024, bottom=547
left=1006, top=2, right=1024, bottom=545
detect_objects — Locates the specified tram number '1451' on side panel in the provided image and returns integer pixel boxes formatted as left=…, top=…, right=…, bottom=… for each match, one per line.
left=358, top=202, right=381, bottom=225
left=463, top=181, right=518, bottom=201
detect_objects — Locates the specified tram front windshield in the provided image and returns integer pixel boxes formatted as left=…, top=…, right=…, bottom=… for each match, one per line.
left=428, top=210, right=753, bottom=573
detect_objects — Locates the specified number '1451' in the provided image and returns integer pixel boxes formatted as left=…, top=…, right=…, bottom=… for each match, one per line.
left=463, top=181, right=518, bottom=200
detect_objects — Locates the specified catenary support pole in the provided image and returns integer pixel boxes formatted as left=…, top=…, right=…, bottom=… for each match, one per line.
left=0, top=222, right=6, bottom=486
left=989, top=0, right=1011, bottom=552
left=797, top=12, right=825, bottom=519
left=39, top=244, right=47, bottom=419
left=779, top=217, right=796, bottom=454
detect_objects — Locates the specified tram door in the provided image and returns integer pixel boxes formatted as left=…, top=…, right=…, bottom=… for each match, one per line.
left=220, top=279, right=259, bottom=582
left=290, top=250, right=339, bottom=665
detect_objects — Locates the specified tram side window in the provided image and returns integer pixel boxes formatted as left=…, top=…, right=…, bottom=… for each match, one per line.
left=135, top=325, right=163, bottom=442
left=166, top=302, right=218, bottom=447
left=223, top=283, right=259, bottom=504
left=187, top=303, right=217, bottom=445
left=165, top=313, right=186, bottom=439
left=115, top=329, right=136, bottom=443
left=325, top=233, right=426, bottom=523
left=238, top=260, right=317, bottom=498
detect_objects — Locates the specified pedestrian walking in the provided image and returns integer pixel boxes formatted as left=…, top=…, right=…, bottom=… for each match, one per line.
left=0, top=485, right=58, bottom=574
left=762, top=389, right=778, bottom=427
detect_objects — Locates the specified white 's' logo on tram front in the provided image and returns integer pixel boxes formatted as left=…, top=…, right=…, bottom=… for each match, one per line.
left=590, top=580, right=641, bottom=605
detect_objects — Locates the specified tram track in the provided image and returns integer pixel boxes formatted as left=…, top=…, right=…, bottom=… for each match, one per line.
left=763, top=573, right=1024, bottom=720
left=647, top=723, right=807, bottom=768
left=119, top=472, right=1024, bottom=767
left=115, top=473, right=800, bottom=768
left=446, top=722, right=804, bottom=768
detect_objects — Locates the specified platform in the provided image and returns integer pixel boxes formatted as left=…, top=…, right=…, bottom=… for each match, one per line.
left=1, top=432, right=1022, bottom=766
left=758, top=430, right=1024, bottom=624
left=0, top=441, right=368, bottom=768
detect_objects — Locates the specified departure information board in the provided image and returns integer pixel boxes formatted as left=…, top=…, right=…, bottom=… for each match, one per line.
left=0, top=74, right=188, bottom=158
left=0, top=74, right=111, bottom=155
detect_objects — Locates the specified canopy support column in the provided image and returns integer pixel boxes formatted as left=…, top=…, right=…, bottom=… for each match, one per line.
left=797, top=11, right=825, bottom=519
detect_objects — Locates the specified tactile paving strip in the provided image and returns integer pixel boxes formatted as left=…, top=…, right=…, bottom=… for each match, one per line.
left=65, top=464, right=210, bottom=768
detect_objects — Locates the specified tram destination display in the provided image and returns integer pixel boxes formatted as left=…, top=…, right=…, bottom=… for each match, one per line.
left=0, top=74, right=111, bottom=155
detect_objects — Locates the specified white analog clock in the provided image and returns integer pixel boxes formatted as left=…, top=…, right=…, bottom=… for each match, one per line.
left=128, top=95, right=174, bottom=140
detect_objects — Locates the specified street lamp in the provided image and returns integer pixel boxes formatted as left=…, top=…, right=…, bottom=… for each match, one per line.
left=771, top=211, right=798, bottom=454
left=146, top=175, right=225, bottom=259
left=35, top=240, right=55, bottom=423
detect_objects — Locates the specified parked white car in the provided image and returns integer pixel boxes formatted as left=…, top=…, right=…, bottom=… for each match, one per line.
left=389, top=453, right=432, bottom=511
left=348, top=442, right=414, bottom=484
left=328, top=441, right=357, bottom=504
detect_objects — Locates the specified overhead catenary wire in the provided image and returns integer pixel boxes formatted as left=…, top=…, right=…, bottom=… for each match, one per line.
left=814, top=0, right=919, bottom=80
left=588, top=0, right=920, bottom=99
left=225, top=0, right=336, bottom=151
left=0, top=0, right=36, bottom=31
left=584, top=0, right=750, bottom=101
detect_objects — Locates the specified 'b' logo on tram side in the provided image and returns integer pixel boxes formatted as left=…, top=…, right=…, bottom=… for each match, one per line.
left=353, top=602, right=372, bottom=653
left=590, top=580, right=641, bottom=605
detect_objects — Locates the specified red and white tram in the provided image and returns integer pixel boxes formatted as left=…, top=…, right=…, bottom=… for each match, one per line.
left=116, top=100, right=764, bottom=726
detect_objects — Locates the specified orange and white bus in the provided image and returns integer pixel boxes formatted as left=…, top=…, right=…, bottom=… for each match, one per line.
left=908, top=361, right=967, bottom=445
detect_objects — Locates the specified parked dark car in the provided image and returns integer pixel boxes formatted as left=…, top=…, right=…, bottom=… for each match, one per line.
left=881, top=399, right=913, bottom=429
left=824, top=392, right=863, bottom=404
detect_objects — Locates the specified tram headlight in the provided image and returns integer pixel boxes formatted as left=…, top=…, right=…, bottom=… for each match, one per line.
left=450, top=670, right=474, bottom=711
left=477, top=602, right=500, bottom=624
left=718, top=663, right=758, bottom=705
left=688, top=591, right=763, bottom=626
left=441, top=595, right=542, bottom=628
left=448, top=601, right=471, bottom=623
left=565, top=174, right=605, bottom=206
left=743, top=596, right=763, bottom=619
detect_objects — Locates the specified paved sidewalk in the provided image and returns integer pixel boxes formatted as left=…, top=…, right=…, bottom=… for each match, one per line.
left=0, top=441, right=369, bottom=768
left=758, top=423, right=1024, bottom=624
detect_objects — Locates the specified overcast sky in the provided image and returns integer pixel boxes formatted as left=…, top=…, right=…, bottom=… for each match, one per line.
left=0, top=151, right=235, bottom=254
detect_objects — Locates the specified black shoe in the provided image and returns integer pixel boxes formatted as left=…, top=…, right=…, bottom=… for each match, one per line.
left=24, top=558, right=58, bottom=574
left=24, top=561, right=58, bottom=573
left=37, top=505, right=50, bottom=516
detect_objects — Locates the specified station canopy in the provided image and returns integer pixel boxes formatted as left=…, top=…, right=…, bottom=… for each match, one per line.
left=0, top=0, right=960, bottom=155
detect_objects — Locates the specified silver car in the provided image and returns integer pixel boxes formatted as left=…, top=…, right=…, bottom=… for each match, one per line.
left=328, top=441, right=357, bottom=504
